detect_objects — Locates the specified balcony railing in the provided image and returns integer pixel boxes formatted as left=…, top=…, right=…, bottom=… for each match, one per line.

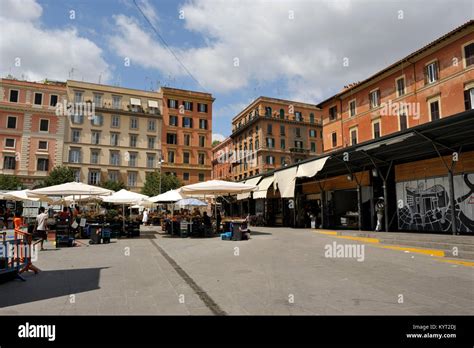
left=289, top=147, right=309, bottom=154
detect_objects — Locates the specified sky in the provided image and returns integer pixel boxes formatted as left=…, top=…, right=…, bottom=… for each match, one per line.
left=1, top=0, right=473, bottom=141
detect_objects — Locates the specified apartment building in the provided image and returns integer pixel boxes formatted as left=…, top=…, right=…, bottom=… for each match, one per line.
left=0, top=78, right=67, bottom=187
left=64, top=80, right=163, bottom=192
left=230, top=97, right=322, bottom=181
left=160, top=87, right=214, bottom=184
left=319, top=20, right=474, bottom=152
left=212, top=137, right=233, bottom=180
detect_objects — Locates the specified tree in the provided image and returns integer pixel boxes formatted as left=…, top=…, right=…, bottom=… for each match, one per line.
left=101, top=180, right=126, bottom=192
left=212, top=140, right=221, bottom=147
left=0, top=175, right=23, bottom=190
left=142, top=172, right=182, bottom=197
left=39, top=166, right=75, bottom=187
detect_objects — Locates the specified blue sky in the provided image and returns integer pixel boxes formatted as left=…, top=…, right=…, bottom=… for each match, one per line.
left=1, top=0, right=473, bottom=140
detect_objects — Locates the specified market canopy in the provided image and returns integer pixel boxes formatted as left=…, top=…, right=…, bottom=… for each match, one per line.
left=147, top=189, right=183, bottom=203
left=274, top=166, right=298, bottom=198
left=237, top=176, right=262, bottom=200
left=252, top=176, right=274, bottom=199
left=179, top=180, right=257, bottom=197
left=102, top=189, right=149, bottom=204
left=296, top=156, right=329, bottom=178
left=0, top=189, right=51, bottom=202
left=175, top=198, right=208, bottom=207
left=31, top=182, right=113, bottom=196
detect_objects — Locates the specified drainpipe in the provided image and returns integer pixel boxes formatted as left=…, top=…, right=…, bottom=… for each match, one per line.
left=357, top=183, right=362, bottom=231
left=448, top=170, right=457, bottom=235
left=383, top=180, right=389, bottom=233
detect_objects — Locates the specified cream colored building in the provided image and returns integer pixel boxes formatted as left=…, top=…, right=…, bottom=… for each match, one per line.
left=64, top=80, right=163, bottom=192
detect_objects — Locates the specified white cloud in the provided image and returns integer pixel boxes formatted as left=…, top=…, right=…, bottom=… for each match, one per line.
left=212, top=133, right=226, bottom=142
left=0, top=0, right=110, bottom=83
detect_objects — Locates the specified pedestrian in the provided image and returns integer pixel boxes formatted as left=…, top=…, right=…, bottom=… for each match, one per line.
left=34, top=206, right=49, bottom=250
left=142, top=208, right=149, bottom=226
left=375, top=197, right=385, bottom=232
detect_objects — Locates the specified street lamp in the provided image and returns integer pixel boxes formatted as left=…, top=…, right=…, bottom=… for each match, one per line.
left=158, top=156, right=165, bottom=194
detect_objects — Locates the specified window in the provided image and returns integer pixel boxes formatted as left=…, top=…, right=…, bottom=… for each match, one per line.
left=309, top=113, right=315, bottom=123
left=71, top=114, right=84, bottom=124
left=329, top=106, right=337, bottom=121
left=373, top=121, right=381, bottom=139
left=9, top=90, right=18, bottom=103
left=265, top=107, right=272, bottom=117
left=148, top=136, right=155, bottom=149
left=464, top=87, right=474, bottom=110
left=130, top=134, right=138, bottom=147
left=199, top=135, right=205, bottom=147
left=464, top=42, right=474, bottom=67
left=266, top=137, right=275, bottom=148
left=110, top=133, right=119, bottom=146
left=396, top=77, right=405, bottom=97
left=183, top=172, right=190, bottom=181
left=198, top=103, right=208, bottom=113
left=369, top=89, right=380, bottom=108
left=198, top=173, right=205, bottom=182
left=110, top=151, right=120, bottom=166
left=34, top=93, right=43, bottom=105
left=399, top=107, right=408, bottom=131
left=108, top=171, right=119, bottom=182
left=294, top=140, right=303, bottom=149
left=169, top=115, right=178, bottom=126
left=71, top=129, right=80, bottom=143
left=7, top=116, right=16, bottom=129
left=147, top=154, right=155, bottom=169
left=281, top=157, right=286, bottom=165
left=280, top=138, right=286, bottom=150
left=128, top=172, right=137, bottom=187
left=349, top=100, right=356, bottom=117
left=279, top=109, right=285, bottom=119
left=183, top=117, right=193, bottom=128
left=168, top=99, right=178, bottom=109
left=295, top=128, right=301, bottom=137
left=309, top=129, right=316, bottom=138
left=199, top=119, right=208, bottom=129
left=130, top=117, right=138, bottom=129
left=311, top=142, right=316, bottom=152
left=198, top=153, right=205, bottom=165
left=426, top=61, right=438, bottom=84
left=3, top=156, right=16, bottom=170
left=129, top=152, right=137, bottom=167
left=74, top=91, right=83, bottom=103
left=50, top=94, right=58, bottom=107
left=429, top=99, right=440, bottom=121
left=91, top=131, right=101, bottom=145
left=73, top=169, right=81, bottom=182
left=255, top=139, right=259, bottom=149
left=111, top=115, right=120, bottom=128
left=39, top=119, right=49, bottom=132
left=112, top=95, right=121, bottom=109
left=5, top=138, right=15, bottom=148
left=90, top=150, right=100, bottom=164
left=68, top=148, right=81, bottom=163
left=184, top=101, right=193, bottom=111
left=167, top=133, right=177, bottom=145
left=183, top=152, right=190, bottom=164
left=168, top=151, right=175, bottom=163
left=295, top=111, right=303, bottom=122
left=184, top=134, right=191, bottom=146
left=266, top=156, right=275, bottom=165
left=38, top=141, right=48, bottom=150
left=331, top=132, right=337, bottom=147
left=148, top=119, right=156, bottom=131
left=267, top=124, right=272, bottom=135
left=350, top=128, right=358, bottom=146
left=93, top=94, right=102, bottom=107
left=91, top=114, right=103, bottom=126
left=280, top=125, right=285, bottom=135
left=88, top=170, right=100, bottom=185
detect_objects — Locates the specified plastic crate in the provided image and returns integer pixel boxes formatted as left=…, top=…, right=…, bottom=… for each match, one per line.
left=220, top=232, right=232, bottom=240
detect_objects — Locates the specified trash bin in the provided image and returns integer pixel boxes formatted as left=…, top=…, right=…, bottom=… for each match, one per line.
left=89, top=225, right=102, bottom=244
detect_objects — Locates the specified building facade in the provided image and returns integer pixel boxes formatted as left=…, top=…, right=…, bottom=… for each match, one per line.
left=212, top=137, right=233, bottom=180
left=160, top=87, right=214, bottom=184
left=320, top=21, right=474, bottom=152
left=0, top=78, right=67, bottom=187
left=63, top=80, right=163, bottom=192
left=230, top=97, right=322, bottom=181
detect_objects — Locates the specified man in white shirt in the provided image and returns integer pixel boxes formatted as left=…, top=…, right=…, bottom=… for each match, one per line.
left=142, top=209, right=149, bottom=226
left=35, top=206, right=48, bottom=250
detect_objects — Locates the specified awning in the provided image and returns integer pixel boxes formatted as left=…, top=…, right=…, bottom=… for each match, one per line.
left=274, top=166, right=297, bottom=198
left=148, top=100, right=159, bottom=108
left=130, top=98, right=141, bottom=106
left=296, top=156, right=329, bottom=178
left=237, top=176, right=262, bottom=200
left=253, top=176, right=274, bottom=199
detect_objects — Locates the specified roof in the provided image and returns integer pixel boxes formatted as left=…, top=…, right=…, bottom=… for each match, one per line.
left=317, top=20, right=474, bottom=107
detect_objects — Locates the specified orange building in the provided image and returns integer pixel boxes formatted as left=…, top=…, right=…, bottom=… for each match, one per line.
left=230, top=97, right=322, bottom=181
left=212, top=137, right=233, bottom=180
left=0, top=78, right=67, bottom=187
left=319, top=20, right=474, bottom=152
left=160, top=87, right=214, bottom=184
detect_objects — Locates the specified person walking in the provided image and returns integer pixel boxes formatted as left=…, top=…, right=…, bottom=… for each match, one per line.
left=375, top=197, right=385, bottom=232
left=142, top=208, right=149, bottom=226
left=34, top=207, right=49, bottom=250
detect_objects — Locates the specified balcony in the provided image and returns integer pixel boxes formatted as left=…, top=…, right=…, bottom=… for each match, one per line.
left=289, top=147, right=309, bottom=154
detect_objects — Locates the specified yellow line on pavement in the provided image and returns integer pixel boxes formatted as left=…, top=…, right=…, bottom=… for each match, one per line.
left=436, top=259, right=474, bottom=267
left=378, top=245, right=445, bottom=257
left=316, top=231, right=338, bottom=236
left=334, top=235, right=380, bottom=244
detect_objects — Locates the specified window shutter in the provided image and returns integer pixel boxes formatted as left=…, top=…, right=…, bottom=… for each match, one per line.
left=167, top=99, right=171, bottom=108
left=434, top=61, right=439, bottom=80
left=424, top=65, right=429, bottom=84
left=464, top=89, right=471, bottom=111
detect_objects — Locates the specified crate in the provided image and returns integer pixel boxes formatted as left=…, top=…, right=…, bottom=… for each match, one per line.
left=220, top=232, right=232, bottom=240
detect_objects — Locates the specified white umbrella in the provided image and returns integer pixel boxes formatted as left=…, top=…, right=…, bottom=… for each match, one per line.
left=179, top=180, right=257, bottom=196
left=31, top=182, right=113, bottom=196
left=102, top=189, right=149, bottom=204
left=175, top=198, right=207, bottom=207
left=147, top=189, right=183, bottom=203
left=1, top=189, right=50, bottom=202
